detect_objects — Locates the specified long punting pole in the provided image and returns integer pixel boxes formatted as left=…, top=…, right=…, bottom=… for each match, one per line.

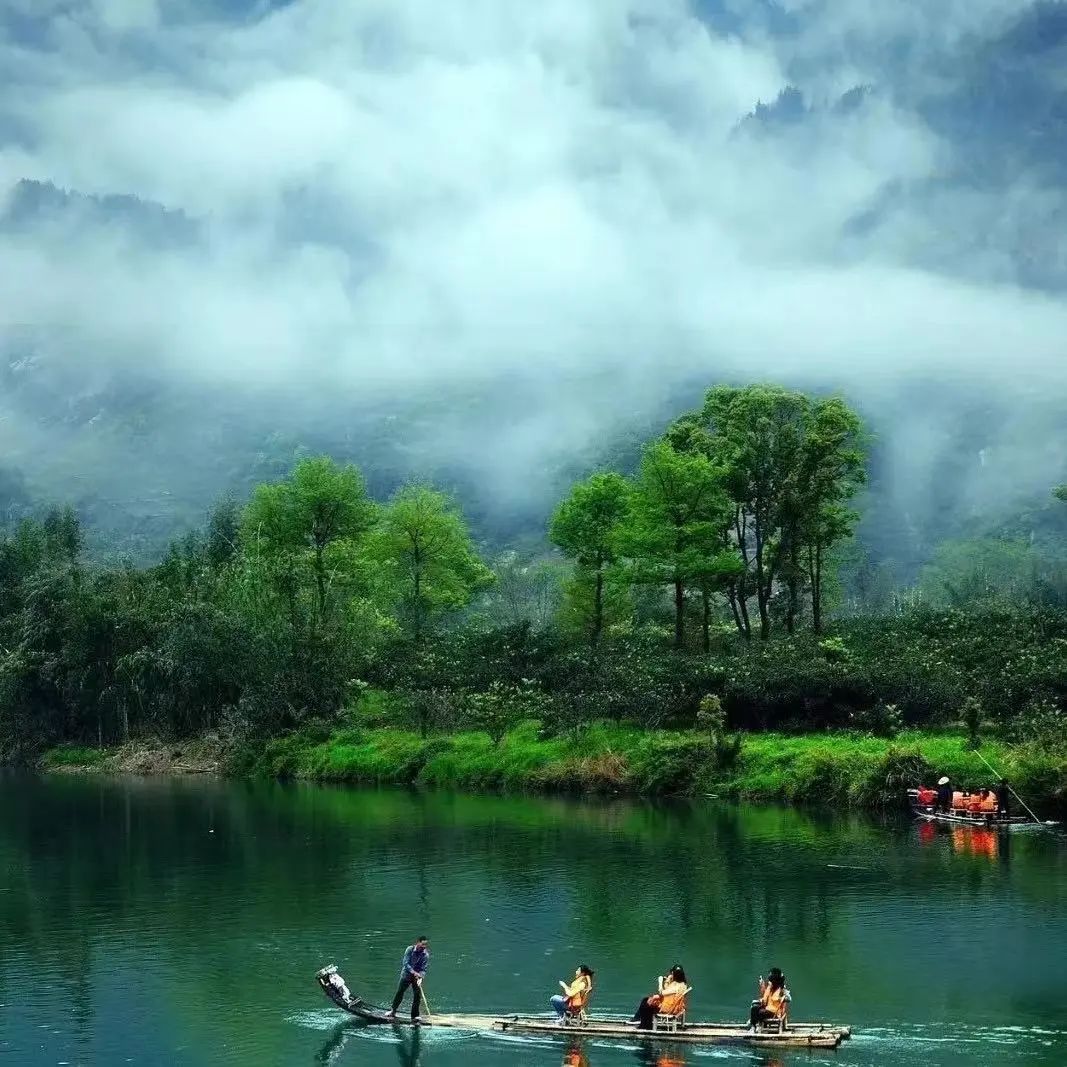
left=973, top=749, right=1042, bottom=824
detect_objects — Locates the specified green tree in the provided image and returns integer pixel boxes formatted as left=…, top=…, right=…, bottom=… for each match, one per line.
left=205, top=498, right=241, bottom=570
left=550, top=472, right=632, bottom=646
left=368, top=485, right=493, bottom=644
left=795, top=397, right=866, bottom=633
left=917, top=538, right=1040, bottom=608
left=622, top=441, right=739, bottom=649
left=243, top=457, right=376, bottom=624
left=671, top=385, right=865, bottom=638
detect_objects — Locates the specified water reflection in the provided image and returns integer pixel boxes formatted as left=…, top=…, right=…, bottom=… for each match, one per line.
left=951, top=827, right=1000, bottom=862
left=561, top=1041, right=589, bottom=1067
left=316, top=1022, right=422, bottom=1066
left=630, top=1044, right=688, bottom=1067
left=915, top=817, right=1007, bottom=864
left=315, top=1021, right=356, bottom=1065
left=560, top=1040, right=690, bottom=1067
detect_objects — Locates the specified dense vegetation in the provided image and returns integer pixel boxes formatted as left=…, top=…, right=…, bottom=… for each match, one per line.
left=4, top=384, right=1066, bottom=809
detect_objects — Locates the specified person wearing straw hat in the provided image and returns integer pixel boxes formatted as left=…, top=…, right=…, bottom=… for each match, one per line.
left=936, top=776, right=952, bottom=813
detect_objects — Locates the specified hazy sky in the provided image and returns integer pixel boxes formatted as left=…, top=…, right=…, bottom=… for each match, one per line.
left=1, top=0, right=1065, bottom=536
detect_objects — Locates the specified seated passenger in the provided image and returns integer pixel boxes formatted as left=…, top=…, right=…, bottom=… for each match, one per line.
left=916, top=786, right=937, bottom=807
left=630, top=966, right=688, bottom=1030
left=979, top=788, right=998, bottom=813
left=951, top=791, right=967, bottom=812
left=551, top=965, right=594, bottom=1020
left=967, top=792, right=984, bottom=813
left=749, top=967, right=789, bottom=1030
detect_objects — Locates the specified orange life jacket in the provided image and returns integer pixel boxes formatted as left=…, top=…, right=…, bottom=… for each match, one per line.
left=917, top=787, right=936, bottom=806
left=659, top=989, right=688, bottom=1016
left=763, top=985, right=787, bottom=1018
left=951, top=791, right=966, bottom=810
left=979, top=792, right=997, bottom=812
left=567, top=978, right=590, bottom=1011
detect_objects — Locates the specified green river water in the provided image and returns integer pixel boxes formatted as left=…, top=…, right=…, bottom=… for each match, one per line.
left=1, top=773, right=1065, bottom=1066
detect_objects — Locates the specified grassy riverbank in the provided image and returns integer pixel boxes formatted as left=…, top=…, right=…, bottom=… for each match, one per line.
left=49, top=724, right=1038, bottom=814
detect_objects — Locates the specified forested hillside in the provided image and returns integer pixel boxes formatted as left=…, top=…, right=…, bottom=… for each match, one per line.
left=3, top=385, right=1065, bottom=811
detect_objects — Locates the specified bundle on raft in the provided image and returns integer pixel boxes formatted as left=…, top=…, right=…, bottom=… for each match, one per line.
left=316, top=966, right=852, bottom=1050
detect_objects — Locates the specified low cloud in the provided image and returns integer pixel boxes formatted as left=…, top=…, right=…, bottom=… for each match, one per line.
left=1, top=0, right=1065, bottom=547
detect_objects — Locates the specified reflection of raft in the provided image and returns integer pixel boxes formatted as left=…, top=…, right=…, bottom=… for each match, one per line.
left=316, top=966, right=853, bottom=1049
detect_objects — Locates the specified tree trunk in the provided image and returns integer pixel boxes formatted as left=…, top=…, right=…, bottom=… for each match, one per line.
left=808, top=542, right=824, bottom=634
left=412, top=541, right=424, bottom=646
left=753, top=518, right=770, bottom=640
left=674, top=578, right=685, bottom=649
left=785, top=540, right=799, bottom=635
left=701, top=588, right=711, bottom=653
left=591, top=565, right=604, bottom=647
left=726, top=584, right=748, bottom=639
left=314, top=542, right=327, bottom=624
left=731, top=507, right=754, bottom=641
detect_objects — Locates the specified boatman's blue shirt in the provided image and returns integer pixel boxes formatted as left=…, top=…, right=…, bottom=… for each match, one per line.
left=400, top=944, right=429, bottom=981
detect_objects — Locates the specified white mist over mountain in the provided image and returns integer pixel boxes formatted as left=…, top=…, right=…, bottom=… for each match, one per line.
left=1, top=0, right=1065, bottom=556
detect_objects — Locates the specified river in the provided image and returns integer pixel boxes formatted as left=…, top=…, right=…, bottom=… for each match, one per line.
left=1, top=773, right=1065, bottom=1066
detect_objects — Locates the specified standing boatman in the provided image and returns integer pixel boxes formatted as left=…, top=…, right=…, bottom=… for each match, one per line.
left=995, top=779, right=1011, bottom=817
left=387, top=935, right=430, bottom=1023
left=936, top=776, right=952, bottom=813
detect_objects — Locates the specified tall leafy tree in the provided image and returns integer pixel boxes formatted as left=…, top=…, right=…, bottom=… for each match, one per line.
left=792, top=397, right=866, bottom=633
left=243, top=456, right=376, bottom=624
left=622, top=441, right=739, bottom=649
left=671, top=385, right=865, bottom=638
left=368, top=484, right=493, bottom=644
left=550, top=472, right=632, bottom=646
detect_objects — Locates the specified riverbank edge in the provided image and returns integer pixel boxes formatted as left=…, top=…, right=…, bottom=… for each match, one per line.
left=34, top=724, right=1067, bottom=815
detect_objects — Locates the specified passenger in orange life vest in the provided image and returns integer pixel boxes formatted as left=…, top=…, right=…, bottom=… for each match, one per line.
left=951, top=790, right=967, bottom=812
left=967, top=792, right=984, bottom=813
left=629, top=965, right=688, bottom=1030
left=551, top=965, right=593, bottom=1019
left=978, top=788, right=998, bottom=813
left=916, top=786, right=937, bottom=807
left=749, top=967, right=789, bottom=1030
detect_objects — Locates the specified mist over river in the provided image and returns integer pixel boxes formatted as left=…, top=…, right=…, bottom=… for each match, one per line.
left=2, top=774, right=1065, bottom=1066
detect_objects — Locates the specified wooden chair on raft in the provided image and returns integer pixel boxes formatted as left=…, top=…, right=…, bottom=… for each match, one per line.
left=755, top=991, right=791, bottom=1034
left=652, top=986, right=693, bottom=1032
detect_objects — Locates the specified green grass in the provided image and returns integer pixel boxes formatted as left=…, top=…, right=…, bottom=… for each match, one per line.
left=42, top=744, right=111, bottom=769
left=237, top=723, right=1067, bottom=814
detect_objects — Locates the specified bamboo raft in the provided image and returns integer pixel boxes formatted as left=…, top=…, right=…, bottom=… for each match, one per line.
left=316, top=966, right=853, bottom=1050
left=907, top=790, right=1059, bottom=831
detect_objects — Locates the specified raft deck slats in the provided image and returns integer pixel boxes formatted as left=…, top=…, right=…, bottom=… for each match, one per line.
left=493, top=1016, right=848, bottom=1048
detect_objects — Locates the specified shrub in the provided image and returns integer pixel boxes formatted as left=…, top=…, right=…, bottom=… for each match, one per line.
left=850, top=702, right=903, bottom=739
